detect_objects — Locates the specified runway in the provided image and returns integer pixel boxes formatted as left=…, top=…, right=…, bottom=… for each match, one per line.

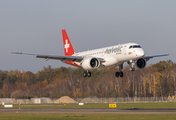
left=0, top=109, right=176, bottom=114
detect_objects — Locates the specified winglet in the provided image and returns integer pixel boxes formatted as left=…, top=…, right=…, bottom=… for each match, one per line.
left=62, top=29, right=75, bottom=56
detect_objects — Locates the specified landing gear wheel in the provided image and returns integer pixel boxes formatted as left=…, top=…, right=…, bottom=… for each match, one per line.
left=115, top=71, right=124, bottom=78
left=115, top=72, right=119, bottom=77
left=83, top=71, right=91, bottom=77
left=120, top=72, right=123, bottom=77
left=83, top=72, right=87, bottom=77
left=87, top=72, right=91, bottom=77
left=132, top=68, right=135, bottom=71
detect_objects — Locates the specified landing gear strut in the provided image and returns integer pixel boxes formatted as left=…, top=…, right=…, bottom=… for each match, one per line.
left=115, top=64, right=124, bottom=78
left=83, top=71, right=91, bottom=77
left=128, top=60, right=136, bottom=71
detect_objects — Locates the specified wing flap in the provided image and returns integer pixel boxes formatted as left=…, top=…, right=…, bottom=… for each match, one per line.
left=36, top=55, right=83, bottom=62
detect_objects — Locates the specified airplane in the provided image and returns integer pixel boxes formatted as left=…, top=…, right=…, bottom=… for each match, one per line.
left=12, top=29, right=169, bottom=78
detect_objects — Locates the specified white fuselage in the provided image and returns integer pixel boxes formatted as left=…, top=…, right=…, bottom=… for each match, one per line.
left=72, top=43, right=145, bottom=69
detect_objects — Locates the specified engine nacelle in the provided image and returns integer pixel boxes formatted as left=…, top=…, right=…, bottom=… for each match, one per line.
left=81, top=57, right=100, bottom=70
left=129, top=58, right=146, bottom=71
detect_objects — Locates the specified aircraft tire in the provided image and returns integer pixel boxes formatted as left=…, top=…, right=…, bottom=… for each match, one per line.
left=120, top=72, right=123, bottom=77
left=83, top=72, right=87, bottom=77
left=115, top=72, right=120, bottom=77
left=87, top=72, right=91, bottom=77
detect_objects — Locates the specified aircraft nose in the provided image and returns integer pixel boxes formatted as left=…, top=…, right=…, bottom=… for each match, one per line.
left=136, top=50, right=145, bottom=57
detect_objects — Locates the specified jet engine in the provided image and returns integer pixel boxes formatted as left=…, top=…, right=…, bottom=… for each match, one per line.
left=129, top=58, right=146, bottom=71
left=81, top=57, right=100, bottom=70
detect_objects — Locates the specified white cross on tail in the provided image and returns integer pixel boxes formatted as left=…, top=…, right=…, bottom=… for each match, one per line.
left=64, top=40, right=70, bottom=53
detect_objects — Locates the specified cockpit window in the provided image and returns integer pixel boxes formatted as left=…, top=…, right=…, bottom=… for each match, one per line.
left=129, top=46, right=132, bottom=49
left=133, top=45, right=141, bottom=48
left=129, top=45, right=141, bottom=49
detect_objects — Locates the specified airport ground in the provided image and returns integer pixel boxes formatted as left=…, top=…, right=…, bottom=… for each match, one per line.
left=0, top=103, right=176, bottom=120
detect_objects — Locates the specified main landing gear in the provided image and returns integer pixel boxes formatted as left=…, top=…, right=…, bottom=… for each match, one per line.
left=115, top=64, right=124, bottom=78
left=83, top=64, right=124, bottom=78
left=83, top=71, right=91, bottom=77
left=115, top=71, right=123, bottom=77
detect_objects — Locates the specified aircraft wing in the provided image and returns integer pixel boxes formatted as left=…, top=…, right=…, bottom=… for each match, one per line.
left=11, top=52, right=105, bottom=62
left=143, top=53, right=169, bottom=61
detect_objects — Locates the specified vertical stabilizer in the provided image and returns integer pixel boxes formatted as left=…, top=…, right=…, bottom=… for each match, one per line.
left=62, top=29, right=75, bottom=56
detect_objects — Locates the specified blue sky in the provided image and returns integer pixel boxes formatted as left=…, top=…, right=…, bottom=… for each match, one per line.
left=0, top=0, right=175, bottom=73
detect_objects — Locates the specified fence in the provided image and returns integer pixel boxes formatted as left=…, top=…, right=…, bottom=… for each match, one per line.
left=0, top=97, right=175, bottom=104
left=74, top=97, right=170, bottom=103
left=0, top=98, right=16, bottom=104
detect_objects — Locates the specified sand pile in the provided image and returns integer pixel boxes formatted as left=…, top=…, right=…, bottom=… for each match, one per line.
left=54, top=96, right=77, bottom=103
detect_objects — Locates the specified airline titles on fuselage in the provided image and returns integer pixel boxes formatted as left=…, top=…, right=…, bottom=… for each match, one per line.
left=74, top=45, right=123, bottom=57
left=104, top=45, right=123, bottom=54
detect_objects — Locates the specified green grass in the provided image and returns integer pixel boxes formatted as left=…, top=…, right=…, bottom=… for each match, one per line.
left=1, top=102, right=176, bottom=109
left=0, top=114, right=176, bottom=120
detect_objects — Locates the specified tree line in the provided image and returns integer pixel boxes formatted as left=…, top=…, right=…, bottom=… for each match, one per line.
left=0, top=60, right=176, bottom=99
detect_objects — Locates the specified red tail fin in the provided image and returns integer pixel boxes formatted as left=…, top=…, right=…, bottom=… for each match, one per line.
left=62, top=29, right=75, bottom=56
